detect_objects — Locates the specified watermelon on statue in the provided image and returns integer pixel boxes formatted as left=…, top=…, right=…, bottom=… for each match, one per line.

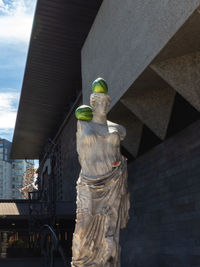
left=92, top=77, right=108, bottom=94
left=75, top=105, right=93, bottom=121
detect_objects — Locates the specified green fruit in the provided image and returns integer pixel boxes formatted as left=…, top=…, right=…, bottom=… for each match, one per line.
left=75, top=105, right=93, bottom=121
left=92, top=78, right=108, bottom=94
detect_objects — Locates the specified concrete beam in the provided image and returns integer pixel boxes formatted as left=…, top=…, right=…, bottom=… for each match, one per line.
left=151, top=52, right=200, bottom=112
left=108, top=102, right=143, bottom=157
left=121, top=89, right=175, bottom=140
left=120, top=68, right=175, bottom=140
left=153, top=9, right=200, bottom=62
left=82, top=0, right=200, bottom=107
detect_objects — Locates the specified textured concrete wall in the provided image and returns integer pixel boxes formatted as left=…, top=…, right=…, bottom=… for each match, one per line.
left=37, top=108, right=79, bottom=205
left=81, top=0, right=200, bottom=108
left=121, top=120, right=200, bottom=267
left=57, top=112, right=80, bottom=204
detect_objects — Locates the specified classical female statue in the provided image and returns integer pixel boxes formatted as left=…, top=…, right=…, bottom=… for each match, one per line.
left=71, top=78, right=130, bottom=267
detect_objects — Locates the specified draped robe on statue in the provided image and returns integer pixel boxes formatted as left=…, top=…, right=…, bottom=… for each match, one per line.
left=71, top=120, right=130, bottom=267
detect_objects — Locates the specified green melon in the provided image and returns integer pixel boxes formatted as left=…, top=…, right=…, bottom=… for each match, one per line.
left=92, top=78, right=108, bottom=94
left=75, top=105, right=93, bottom=121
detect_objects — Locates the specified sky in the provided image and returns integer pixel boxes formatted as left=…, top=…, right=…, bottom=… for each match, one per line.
left=0, top=0, right=37, bottom=141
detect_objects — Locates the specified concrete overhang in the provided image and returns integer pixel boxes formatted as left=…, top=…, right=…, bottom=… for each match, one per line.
left=81, top=1, right=200, bottom=156
left=82, top=0, right=200, bottom=107
left=11, top=0, right=102, bottom=159
left=0, top=200, right=75, bottom=217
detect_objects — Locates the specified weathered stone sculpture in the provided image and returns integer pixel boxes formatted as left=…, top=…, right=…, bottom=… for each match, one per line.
left=71, top=78, right=130, bottom=267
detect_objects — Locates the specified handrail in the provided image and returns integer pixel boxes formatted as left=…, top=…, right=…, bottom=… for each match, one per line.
left=40, top=224, right=69, bottom=267
left=42, top=224, right=59, bottom=249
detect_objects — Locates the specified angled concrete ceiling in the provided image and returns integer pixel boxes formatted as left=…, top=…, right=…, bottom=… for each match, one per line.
left=108, top=102, right=143, bottom=157
left=151, top=52, right=200, bottom=112
left=82, top=0, right=200, bottom=107
left=112, top=5, right=200, bottom=156
left=121, top=68, right=176, bottom=140
left=81, top=1, right=200, bottom=158
left=153, top=8, right=200, bottom=62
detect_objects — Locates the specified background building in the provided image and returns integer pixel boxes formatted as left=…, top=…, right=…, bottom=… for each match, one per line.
left=0, top=138, right=33, bottom=199
left=0, top=139, right=12, bottom=199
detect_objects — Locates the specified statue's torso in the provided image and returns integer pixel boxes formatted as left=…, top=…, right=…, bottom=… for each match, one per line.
left=77, top=120, right=126, bottom=177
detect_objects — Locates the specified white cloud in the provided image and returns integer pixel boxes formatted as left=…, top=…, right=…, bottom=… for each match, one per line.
left=0, top=92, right=20, bottom=129
left=0, top=0, right=36, bottom=43
left=0, top=1, right=36, bottom=141
left=0, top=15, right=32, bottom=43
left=0, top=0, right=9, bottom=13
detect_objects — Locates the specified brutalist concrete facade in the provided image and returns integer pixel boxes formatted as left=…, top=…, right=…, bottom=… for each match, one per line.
left=81, top=0, right=200, bottom=157
left=82, top=0, right=200, bottom=107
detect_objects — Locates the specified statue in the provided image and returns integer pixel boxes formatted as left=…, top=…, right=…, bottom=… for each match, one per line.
left=71, top=78, right=130, bottom=267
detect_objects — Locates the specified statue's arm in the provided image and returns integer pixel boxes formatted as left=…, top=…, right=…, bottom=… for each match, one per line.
left=76, top=120, right=89, bottom=163
left=118, top=124, right=126, bottom=140
left=108, top=120, right=126, bottom=140
left=76, top=120, right=82, bottom=160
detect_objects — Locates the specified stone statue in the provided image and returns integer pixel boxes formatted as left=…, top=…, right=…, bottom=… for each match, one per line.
left=71, top=78, right=130, bottom=267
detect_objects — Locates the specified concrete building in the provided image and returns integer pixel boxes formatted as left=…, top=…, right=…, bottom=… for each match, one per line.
left=0, top=138, right=33, bottom=199
left=0, top=139, right=12, bottom=199
left=11, top=1, right=200, bottom=266
left=11, top=160, right=27, bottom=199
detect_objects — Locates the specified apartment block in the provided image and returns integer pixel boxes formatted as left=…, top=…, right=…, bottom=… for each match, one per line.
left=0, top=138, right=33, bottom=199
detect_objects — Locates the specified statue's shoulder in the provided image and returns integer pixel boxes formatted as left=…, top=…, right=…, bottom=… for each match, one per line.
left=107, top=120, right=126, bottom=140
left=77, top=120, right=94, bottom=136
left=77, top=119, right=89, bottom=128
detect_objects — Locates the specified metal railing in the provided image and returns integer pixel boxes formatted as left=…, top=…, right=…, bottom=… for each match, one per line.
left=40, top=224, right=69, bottom=267
left=28, top=139, right=70, bottom=266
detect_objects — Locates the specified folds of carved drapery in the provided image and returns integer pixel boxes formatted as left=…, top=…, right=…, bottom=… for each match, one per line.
left=71, top=158, right=130, bottom=267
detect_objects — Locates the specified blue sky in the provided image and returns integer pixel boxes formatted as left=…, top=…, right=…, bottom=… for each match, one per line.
left=0, top=0, right=36, bottom=141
